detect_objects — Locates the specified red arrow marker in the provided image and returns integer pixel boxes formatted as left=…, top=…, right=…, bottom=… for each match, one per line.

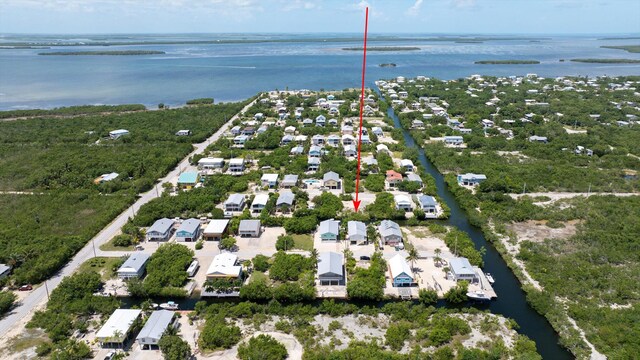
left=353, top=7, right=369, bottom=212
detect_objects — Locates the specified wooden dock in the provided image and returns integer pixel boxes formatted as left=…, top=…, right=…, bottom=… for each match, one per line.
left=473, top=267, right=498, bottom=299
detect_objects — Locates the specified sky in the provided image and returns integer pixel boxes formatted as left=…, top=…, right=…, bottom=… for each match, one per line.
left=0, top=0, right=639, bottom=35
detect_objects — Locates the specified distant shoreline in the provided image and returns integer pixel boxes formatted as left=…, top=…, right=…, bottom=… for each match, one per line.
left=600, top=45, right=640, bottom=53
left=38, top=50, right=166, bottom=56
left=570, top=58, right=640, bottom=64
left=475, top=60, right=540, bottom=64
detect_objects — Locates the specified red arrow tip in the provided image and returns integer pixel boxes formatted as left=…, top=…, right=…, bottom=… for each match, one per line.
left=352, top=200, right=362, bottom=212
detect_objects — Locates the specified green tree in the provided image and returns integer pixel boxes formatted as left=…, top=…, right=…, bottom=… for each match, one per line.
left=275, top=235, right=295, bottom=251
left=418, top=289, right=438, bottom=305
left=159, top=334, right=192, bottom=360
left=219, top=237, right=237, bottom=251
left=385, top=323, right=411, bottom=351
left=444, top=281, right=469, bottom=304
left=200, top=320, right=242, bottom=350
left=237, top=334, right=288, bottom=360
left=252, top=254, right=270, bottom=272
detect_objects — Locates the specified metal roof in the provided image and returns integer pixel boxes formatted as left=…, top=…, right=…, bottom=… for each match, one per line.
left=449, top=257, right=476, bottom=276
left=225, top=193, right=245, bottom=205
left=347, top=221, right=366, bottom=237
left=418, top=195, right=437, bottom=207
left=203, top=219, right=229, bottom=235
left=282, top=174, right=299, bottom=184
left=238, top=219, right=261, bottom=233
left=276, top=192, right=295, bottom=206
left=318, top=252, right=344, bottom=277
left=147, top=218, right=174, bottom=234
left=389, top=254, right=413, bottom=280
left=118, top=253, right=150, bottom=273
left=96, top=309, right=141, bottom=342
left=323, top=171, right=340, bottom=182
left=178, top=172, right=199, bottom=184
left=318, top=219, right=339, bottom=235
left=136, top=310, right=174, bottom=341
left=177, top=218, right=200, bottom=234
left=379, top=220, right=402, bottom=239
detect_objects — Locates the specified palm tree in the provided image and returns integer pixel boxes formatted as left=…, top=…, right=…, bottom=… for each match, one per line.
left=406, top=247, right=419, bottom=272
left=434, top=248, right=442, bottom=267
left=310, top=249, right=319, bottom=265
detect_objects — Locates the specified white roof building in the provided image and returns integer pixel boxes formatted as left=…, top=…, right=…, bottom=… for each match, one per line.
left=206, top=253, right=242, bottom=279
left=96, top=309, right=142, bottom=346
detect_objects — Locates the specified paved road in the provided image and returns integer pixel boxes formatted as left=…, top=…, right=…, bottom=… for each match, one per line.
left=0, top=99, right=257, bottom=337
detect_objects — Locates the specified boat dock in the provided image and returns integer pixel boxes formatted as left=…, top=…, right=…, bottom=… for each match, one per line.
left=473, top=267, right=498, bottom=299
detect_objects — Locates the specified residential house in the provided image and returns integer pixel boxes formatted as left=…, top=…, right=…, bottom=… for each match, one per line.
left=529, top=135, right=548, bottom=143
left=290, top=145, right=304, bottom=155
left=198, top=157, right=224, bottom=170
left=328, top=118, right=339, bottom=126
left=316, top=115, right=326, bottom=127
left=394, top=194, right=413, bottom=211
left=303, top=118, right=313, bottom=127
left=206, top=253, right=242, bottom=280
left=136, top=310, right=177, bottom=350
left=203, top=219, right=230, bottom=241
left=233, top=135, right=249, bottom=145
left=417, top=195, right=437, bottom=215
left=449, top=257, right=478, bottom=282
left=109, top=129, right=130, bottom=139
left=228, top=158, right=245, bottom=173
left=444, top=136, right=464, bottom=146
left=175, top=218, right=200, bottom=242
left=323, top=171, right=341, bottom=190
left=276, top=192, right=295, bottom=212
left=224, top=194, right=246, bottom=212
left=230, top=126, right=242, bottom=135
left=412, top=119, right=424, bottom=129
left=309, top=145, right=322, bottom=158
left=318, top=252, right=345, bottom=285
left=378, top=220, right=403, bottom=246
left=241, top=127, right=255, bottom=136
left=343, top=145, right=357, bottom=157
left=377, top=144, right=390, bottom=154
left=308, top=157, right=321, bottom=171
left=389, top=254, right=414, bottom=287
left=341, top=125, right=354, bottom=135
left=372, top=127, right=384, bottom=136
left=481, top=119, right=494, bottom=128
left=96, top=309, right=142, bottom=348
left=251, top=194, right=270, bottom=214
left=281, top=134, right=294, bottom=145
left=457, top=173, right=487, bottom=186
left=312, top=134, right=325, bottom=145
left=406, top=173, right=423, bottom=187
left=284, top=126, right=296, bottom=134
left=400, top=159, right=415, bottom=172
left=281, top=174, right=299, bottom=188
left=117, top=253, right=150, bottom=279
left=238, top=220, right=261, bottom=237
left=347, top=221, right=367, bottom=245
left=177, top=172, right=199, bottom=189
left=327, top=135, right=341, bottom=147
left=386, top=170, right=403, bottom=187
left=146, top=218, right=174, bottom=241
left=342, top=134, right=355, bottom=145
left=318, top=219, right=340, bottom=241
left=0, top=264, right=10, bottom=279
left=261, top=173, right=279, bottom=188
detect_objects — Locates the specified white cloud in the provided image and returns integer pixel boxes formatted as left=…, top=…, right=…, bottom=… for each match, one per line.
left=451, top=0, right=476, bottom=9
left=406, top=0, right=424, bottom=16
left=281, top=0, right=318, bottom=12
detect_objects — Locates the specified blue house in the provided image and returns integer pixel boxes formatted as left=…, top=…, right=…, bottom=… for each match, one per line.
left=389, top=254, right=414, bottom=287
left=178, top=172, right=199, bottom=189
left=176, top=218, right=200, bottom=242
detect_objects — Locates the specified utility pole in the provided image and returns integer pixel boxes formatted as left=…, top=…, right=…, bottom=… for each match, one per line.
left=92, top=239, right=97, bottom=258
left=588, top=183, right=591, bottom=196
left=523, top=182, right=527, bottom=195
left=44, top=280, right=50, bottom=300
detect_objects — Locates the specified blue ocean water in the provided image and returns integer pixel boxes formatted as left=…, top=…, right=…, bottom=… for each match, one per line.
left=0, top=33, right=639, bottom=110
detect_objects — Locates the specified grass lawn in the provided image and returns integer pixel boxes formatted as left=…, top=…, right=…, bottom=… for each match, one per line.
left=99, top=238, right=136, bottom=252
left=291, top=234, right=314, bottom=251
left=77, top=257, right=124, bottom=281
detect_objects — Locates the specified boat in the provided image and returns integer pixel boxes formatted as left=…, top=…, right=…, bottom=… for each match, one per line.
left=467, top=291, right=492, bottom=302
left=159, top=301, right=179, bottom=310
left=485, top=273, right=495, bottom=284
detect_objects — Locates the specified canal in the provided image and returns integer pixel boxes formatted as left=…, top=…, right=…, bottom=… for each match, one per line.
left=385, top=103, right=573, bottom=360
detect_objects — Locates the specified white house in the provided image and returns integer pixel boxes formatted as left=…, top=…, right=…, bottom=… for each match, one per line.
left=394, top=194, right=413, bottom=211
left=449, top=257, right=478, bottom=282
left=238, top=220, right=261, bottom=238
left=400, top=159, right=415, bottom=172
left=96, top=309, right=142, bottom=348
left=347, top=221, right=367, bottom=245
left=224, top=194, right=246, bottom=212
left=136, top=310, right=177, bottom=350
left=117, top=253, right=150, bottom=279
left=261, top=173, right=279, bottom=188
left=281, top=174, right=299, bottom=188
left=444, top=136, right=464, bottom=146
left=203, top=219, right=230, bottom=241
left=251, top=194, right=270, bottom=213
left=206, top=253, right=242, bottom=280
left=417, top=195, right=437, bottom=215
left=378, top=220, right=403, bottom=245
left=228, top=158, right=245, bottom=173
left=109, top=129, right=129, bottom=139
left=198, top=157, right=224, bottom=170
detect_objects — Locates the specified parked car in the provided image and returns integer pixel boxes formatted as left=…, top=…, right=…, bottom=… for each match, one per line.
left=134, top=245, right=144, bottom=251
left=19, top=284, right=33, bottom=291
left=359, top=256, right=371, bottom=261
left=104, top=351, right=116, bottom=360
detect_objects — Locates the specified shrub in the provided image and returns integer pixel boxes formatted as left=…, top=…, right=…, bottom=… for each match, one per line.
left=252, top=255, right=270, bottom=272
left=238, top=334, right=288, bottom=360
left=418, top=289, right=438, bottom=305
left=385, top=323, right=411, bottom=351
left=275, top=235, right=295, bottom=251
left=200, top=320, right=242, bottom=350
left=112, top=234, right=134, bottom=247
left=195, top=240, right=203, bottom=250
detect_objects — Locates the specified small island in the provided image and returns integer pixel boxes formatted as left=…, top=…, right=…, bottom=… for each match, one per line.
left=570, top=58, right=640, bottom=64
left=600, top=45, right=640, bottom=53
left=343, top=46, right=420, bottom=51
left=38, top=50, right=166, bottom=56
left=379, top=63, right=397, bottom=67
left=475, top=60, right=540, bottom=65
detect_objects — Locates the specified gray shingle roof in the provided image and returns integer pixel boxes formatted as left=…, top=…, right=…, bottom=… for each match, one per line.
left=148, top=218, right=174, bottom=234
left=323, top=171, right=340, bottom=182
left=177, top=218, right=200, bottom=234
left=119, top=253, right=150, bottom=272
left=276, top=192, right=295, bottom=206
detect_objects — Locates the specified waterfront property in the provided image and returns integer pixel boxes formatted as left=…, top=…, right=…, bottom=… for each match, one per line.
left=401, top=159, right=415, bottom=172
left=318, top=251, right=345, bottom=285
left=175, top=218, right=200, bottom=242
left=96, top=309, right=142, bottom=349
left=417, top=195, right=437, bottom=215
left=136, top=310, right=177, bottom=350
left=444, top=135, right=464, bottom=146
left=394, top=194, right=413, bottom=211
left=238, top=219, right=261, bottom=238
left=202, top=219, right=230, bottom=241
left=389, top=254, right=414, bottom=287
left=449, top=257, right=478, bottom=282
left=457, top=173, right=487, bottom=187
left=379, top=220, right=403, bottom=246
left=318, top=219, right=340, bottom=241
left=117, top=253, right=150, bottom=279
left=206, top=253, right=242, bottom=280
left=146, top=218, right=175, bottom=241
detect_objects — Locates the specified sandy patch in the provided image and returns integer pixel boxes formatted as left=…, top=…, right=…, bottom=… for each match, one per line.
left=506, top=220, right=579, bottom=244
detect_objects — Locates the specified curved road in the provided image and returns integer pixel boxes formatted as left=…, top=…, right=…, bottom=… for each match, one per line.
left=0, top=99, right=257, bottom=337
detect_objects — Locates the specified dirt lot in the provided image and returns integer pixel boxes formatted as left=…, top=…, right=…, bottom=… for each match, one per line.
left=506, top=220, right=580, bottom=244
